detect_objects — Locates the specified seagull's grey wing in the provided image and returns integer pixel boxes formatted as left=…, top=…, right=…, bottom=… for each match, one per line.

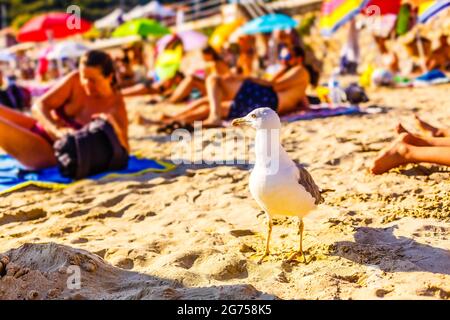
left=297, top=164, right=323, bottom=205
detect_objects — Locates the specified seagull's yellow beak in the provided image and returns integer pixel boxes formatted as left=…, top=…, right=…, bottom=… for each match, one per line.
left=231, top=117, right=250, bottom=127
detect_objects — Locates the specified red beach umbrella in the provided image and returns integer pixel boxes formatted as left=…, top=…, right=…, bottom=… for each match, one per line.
left=17, top=12, right=92, bottom=42
left=362, top=0, right=402, bottom=15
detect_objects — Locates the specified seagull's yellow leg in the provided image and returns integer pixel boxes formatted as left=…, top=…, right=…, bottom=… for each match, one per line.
left=287, top=218, right=306, bottom=263
left=258, top=217, right=272, bottom=264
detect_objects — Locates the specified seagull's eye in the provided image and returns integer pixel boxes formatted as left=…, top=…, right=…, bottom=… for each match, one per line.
left=251, top=114, right=257, bottom=119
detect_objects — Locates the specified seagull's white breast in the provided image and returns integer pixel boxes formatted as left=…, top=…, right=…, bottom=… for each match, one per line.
left=249, top=163, right=317, bottom=217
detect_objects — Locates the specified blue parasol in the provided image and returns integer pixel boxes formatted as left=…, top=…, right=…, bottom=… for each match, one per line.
left=239, top=14, right=298, bottom=35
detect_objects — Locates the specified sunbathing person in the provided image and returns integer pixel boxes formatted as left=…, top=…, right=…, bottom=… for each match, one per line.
left=402, top=34, right=433, bottom=73
left=168, top=46, right=231, bottom=104
left=371, top=116, right=450, bottom=174
left=116, top=55, right=136, bottom=88
left=374, top=35, right=399, bottom=73
left=0, top=50, right=128, bottom=170
left=121, top=71, right=185, bottom=98
left=155, top=46, right=311, bottom=128
left=426, top=34, right=450, bottom=71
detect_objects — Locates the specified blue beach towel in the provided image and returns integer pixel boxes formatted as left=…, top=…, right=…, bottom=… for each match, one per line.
left=414, top=69, right=449, bottom=86
left=0, top=154, right=175, bottom=195
left=281, top=105, right=361, bottom=122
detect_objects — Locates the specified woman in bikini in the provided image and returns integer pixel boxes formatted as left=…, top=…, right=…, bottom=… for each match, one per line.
left=0, top=50, right=128, bottom=170
left=371, top=114, right=450, bottom=174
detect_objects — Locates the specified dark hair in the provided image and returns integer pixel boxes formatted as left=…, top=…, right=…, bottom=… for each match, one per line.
left=305, top=64, right=320, bottom=87
left=202, top=45, right=221, bottom=61
left=81, top=50, right=118, bottom=89
left=174, top=71, right=185, bottom=80
left=165, top=35, right=183, bottom=51
left=293, top=46, right=305, bottom=59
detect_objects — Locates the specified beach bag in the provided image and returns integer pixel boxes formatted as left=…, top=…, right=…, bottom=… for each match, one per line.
left=344, top=83, right=369, bottom=105
left=53, top=118, right=128, bottom=180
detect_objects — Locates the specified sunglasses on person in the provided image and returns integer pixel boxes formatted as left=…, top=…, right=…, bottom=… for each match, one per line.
left=279, top=51, right=292, bottom=62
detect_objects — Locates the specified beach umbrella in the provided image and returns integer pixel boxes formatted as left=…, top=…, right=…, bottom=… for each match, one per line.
left=47, top=41, right=90, bottom=60
left=90, top=35, right=142, bottom=51
left=123, top=5, right=143, bottom=22
left=94, top=8, right=124, bottom=29
left=320, top=0, right=370, bottom=36
left=238, top=14, right=298, bottom=35
left=17, top=12, right=92, bottom=42
left=361, top=0, right=401, bottom=37
left=157, top=31, right=207, bottom=52
left=362, top=0, right=402, bottom=15
left=154, top=47, right=182, bottom=82
left=417, top=0, right=450, bottom=23
left=403, top=0, right=434, bottom=6
left=123, top=2, right=175, bottom=21
left=209, top=20, right=244, bottom=51
left=112, top=19, right=170, bottom=38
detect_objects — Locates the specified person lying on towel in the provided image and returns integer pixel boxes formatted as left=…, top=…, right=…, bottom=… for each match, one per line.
left=0, top=50, right=129, bottom=179
left=148, top=45, right=311, bottom=129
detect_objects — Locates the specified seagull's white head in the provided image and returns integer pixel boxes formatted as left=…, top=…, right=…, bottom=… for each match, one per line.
left=231, top=107, right=281, bottom=130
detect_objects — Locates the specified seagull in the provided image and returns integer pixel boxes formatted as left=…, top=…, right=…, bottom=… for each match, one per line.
left=232, top=108, right=323, bottom=264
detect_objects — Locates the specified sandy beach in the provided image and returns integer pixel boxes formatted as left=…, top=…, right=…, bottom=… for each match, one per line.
left=1, top=83, right=449, bottom=300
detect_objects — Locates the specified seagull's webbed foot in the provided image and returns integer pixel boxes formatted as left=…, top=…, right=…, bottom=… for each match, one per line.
left=257, top=251, right=270, bottom=265
left=286, top=250, right=307, bottom=264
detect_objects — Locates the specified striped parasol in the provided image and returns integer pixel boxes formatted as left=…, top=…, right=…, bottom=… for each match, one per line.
left=320, top=0, right=370, bottom=36
left=417, top=0, right=450, bottom=23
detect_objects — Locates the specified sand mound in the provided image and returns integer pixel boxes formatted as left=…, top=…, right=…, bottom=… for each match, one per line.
left=0, top=243, right=276, bottom=300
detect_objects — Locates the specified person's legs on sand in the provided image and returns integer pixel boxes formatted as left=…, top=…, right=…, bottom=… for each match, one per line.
left=0, top=118, right=56, bottom=170
left=169, top=75, right=206, bottom=104
left=371, top=133, right=450, bottom=174
left=396, top=123, right=450, bottom=147
left=121, top=83, right=158, bottom=97
left=414, top=114, right=450, bottom=137
left=0, top=104, right=37, bottom=129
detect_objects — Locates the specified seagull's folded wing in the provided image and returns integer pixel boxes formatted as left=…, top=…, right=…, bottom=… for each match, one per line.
left=296, top=165, right=323, bottom=205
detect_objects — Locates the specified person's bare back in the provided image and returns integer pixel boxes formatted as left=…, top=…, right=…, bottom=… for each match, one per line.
left=274, top=65, right=310, bottom=114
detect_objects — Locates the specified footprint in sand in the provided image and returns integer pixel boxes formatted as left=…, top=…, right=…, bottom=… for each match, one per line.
left=193, top=253, right=248, bottom=281
left=229, top=229, right=255, bottom=237
left=416, top=286, right=450, bottom=300
left=173, top=253, right=200, bottom=270
left=0, top=208, right=47, bottom=226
